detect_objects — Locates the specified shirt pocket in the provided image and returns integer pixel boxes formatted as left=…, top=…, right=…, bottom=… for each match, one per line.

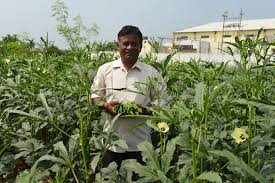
left=105, top=72, right=126, bottom=102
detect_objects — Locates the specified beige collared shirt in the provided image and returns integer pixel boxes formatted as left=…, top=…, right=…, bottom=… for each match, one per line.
left=91, top=58, right=165, bottom=152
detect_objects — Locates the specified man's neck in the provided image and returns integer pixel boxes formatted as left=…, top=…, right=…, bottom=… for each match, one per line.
left=121, top=59, right=137, bottom=71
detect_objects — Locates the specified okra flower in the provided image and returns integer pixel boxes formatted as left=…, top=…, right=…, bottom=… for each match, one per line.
left=231, top=128, right=248, bottom=144
left=157, top=122, right=169, bottom=133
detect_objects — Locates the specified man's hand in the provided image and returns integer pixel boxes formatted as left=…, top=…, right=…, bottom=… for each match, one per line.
left=92, top=97, right=118, bottom=115
left=136, top=104, right=153, bottom=115
left=103, top=101, right=119, bottom=115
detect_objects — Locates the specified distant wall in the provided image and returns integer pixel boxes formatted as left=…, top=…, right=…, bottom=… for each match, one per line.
left=140, top=52, right=256, bottom=66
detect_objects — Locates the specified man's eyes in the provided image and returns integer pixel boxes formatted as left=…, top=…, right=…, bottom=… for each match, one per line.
left=122, top=42, right=139, bottom=47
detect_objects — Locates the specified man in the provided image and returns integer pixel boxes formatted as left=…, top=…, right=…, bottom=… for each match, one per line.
left=91, top=25, right=165, bottom=168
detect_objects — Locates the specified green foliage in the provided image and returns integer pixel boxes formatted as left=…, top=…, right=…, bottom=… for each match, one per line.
left=114, top=102, right=143, bottom=115
left=0, top=3, right=274, bottom=182
left=0, top=34, right=35, bottom=59
left=210, top=150, right=268, bottom=183
left=51, top=0, right=99, bottom=50
left=124, top=137, right=178, bottom=183
left=197, top=171, right=222, bottom=183
left=148, top=37, right=163, bottom=54
left=0, top=33, right=117, bottom=183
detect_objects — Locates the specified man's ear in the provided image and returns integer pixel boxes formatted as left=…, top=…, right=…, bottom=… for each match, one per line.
left=139, top=44, right=142, bottom=53
left=138, top=40, right=142, bottom=52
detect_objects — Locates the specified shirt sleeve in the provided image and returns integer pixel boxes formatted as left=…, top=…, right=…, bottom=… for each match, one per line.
left=91, top=66, right=106, bottom=99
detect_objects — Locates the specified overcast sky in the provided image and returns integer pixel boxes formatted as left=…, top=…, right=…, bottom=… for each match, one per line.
left=1, top=0, right=275, bottom=47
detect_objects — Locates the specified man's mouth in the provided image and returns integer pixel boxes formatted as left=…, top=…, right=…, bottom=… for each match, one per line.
left=125, top=53, right=134, bottom=57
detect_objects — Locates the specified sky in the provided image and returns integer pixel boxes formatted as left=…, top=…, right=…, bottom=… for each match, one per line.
left=1, top=0, right=275, bottom=48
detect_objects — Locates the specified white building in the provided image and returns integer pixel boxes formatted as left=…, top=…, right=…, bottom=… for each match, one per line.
left=173, top=18, right=275, bottom=53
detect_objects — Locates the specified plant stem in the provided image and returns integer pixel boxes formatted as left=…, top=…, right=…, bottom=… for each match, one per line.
left=71, top=166, right=80, bottom=183
left=197, top=126, right=203, bottom=174
left=248, top=105, right=253, bottom=165
left=163, top=134, right=166, bottom=154
left=79, top=91, right=89, bottom=183
left=160, top=132, right=163, bottom=155
left=204, top=109, right=209, bottom=134
left=192, top=127, right=198, bottom=183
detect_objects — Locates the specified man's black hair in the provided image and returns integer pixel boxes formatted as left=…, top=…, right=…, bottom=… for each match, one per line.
left=118, top=25, right=143, bottom=44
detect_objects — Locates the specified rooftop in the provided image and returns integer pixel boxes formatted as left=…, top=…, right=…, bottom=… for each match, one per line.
left=175, top=18, right=275, bottom=33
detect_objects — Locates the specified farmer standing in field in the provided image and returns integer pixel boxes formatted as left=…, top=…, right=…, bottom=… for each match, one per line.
left=91, top=25, right=166, bottom=168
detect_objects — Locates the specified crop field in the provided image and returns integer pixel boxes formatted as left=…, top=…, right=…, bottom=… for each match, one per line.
left=1, top=2, right=275, bottom=182
left=0, top=30, right=274, bottom=183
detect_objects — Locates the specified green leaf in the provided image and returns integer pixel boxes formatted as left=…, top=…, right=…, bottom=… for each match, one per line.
left=8, top=109, right=46, bottom=121
left=124, top=161, right=159, bottom=181
left=137, top=141, right=160, bottom=170
left=225, top=46, right=234, bottom=56
left=166, top=77, right=179, bottom=88
left=54, top=141, right=71, bottom=164
left=234, top=98, right=275, bottom=110
left=30, top=154, right=67, bottom=179
left=38, top=93, right=54, bottom=122
left=174, top=101, right=191, bottom=118
left=68, top=134, right=79, bottom=161
left=111, top=139, right=128, bottom=149
left=0, top=143, right=11, bottom=157
left=8, top=110, right=72, bottom=139
left=158, top=107, right=174, bottom=122
left=16, top=170, right=32, bottom=183
left=195, top=82, right=205, bottom=111
left=187, top=60, right=201, bottom=78
left=197, top=171, right=222, bottom=183
left=90, top=154, right=100, bottom=173
left=39, top=155, right=67, bottom=165
left=157, top=170, right=172, bottom=183
left=210, top=150, right=268, bottom=183
left=209, top=80, right=230, bottom=103
left=49, top=167, right=70, bottom=183
left=107, top=113, right=121, bottom=133
left=161, top=137, right=178, bottom=174
left=13, top=138, right=44, bottom=152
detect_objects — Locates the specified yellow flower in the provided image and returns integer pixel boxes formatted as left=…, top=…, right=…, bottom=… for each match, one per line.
left=157, top=122, right=169, bottom=133
left=231, top=128, right=248, bottom=144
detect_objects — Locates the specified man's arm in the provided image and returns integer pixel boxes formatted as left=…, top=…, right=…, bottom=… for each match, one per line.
left=90, top=66, right=118, bottom=115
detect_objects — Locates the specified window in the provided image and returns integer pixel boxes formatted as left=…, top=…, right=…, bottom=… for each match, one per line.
left=223, top=35, right=232, bottom=38
left=201, top=35, right=209, bottom=39
left=182, top=45, right=193, bottom=49
left=176, top=36, right=188, bottom=41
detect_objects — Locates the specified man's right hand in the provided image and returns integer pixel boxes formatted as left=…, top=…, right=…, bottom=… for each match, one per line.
left=103, top=101, right=118, bottom=115
left=92, top=97, right=118, bottom=115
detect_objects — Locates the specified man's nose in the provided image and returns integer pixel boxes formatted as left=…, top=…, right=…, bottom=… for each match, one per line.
left=126, top=43, right=137, bottom=49
left=126, top=44, right=134, bottom=49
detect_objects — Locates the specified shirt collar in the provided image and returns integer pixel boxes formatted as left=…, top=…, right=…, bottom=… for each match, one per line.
left=113, top=58, right=142, bottom=70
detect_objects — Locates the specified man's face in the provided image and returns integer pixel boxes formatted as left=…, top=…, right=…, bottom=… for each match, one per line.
left=118, top=34, right=142, bottom=63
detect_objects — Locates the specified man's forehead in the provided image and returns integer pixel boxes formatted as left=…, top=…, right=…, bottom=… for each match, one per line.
left=119, top=34, right=140, bottom=41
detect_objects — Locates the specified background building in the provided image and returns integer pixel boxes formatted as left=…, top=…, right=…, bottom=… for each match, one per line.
left=173, top=18, right=275, bottom=53
left=141, top=37, right=173, bottom=54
